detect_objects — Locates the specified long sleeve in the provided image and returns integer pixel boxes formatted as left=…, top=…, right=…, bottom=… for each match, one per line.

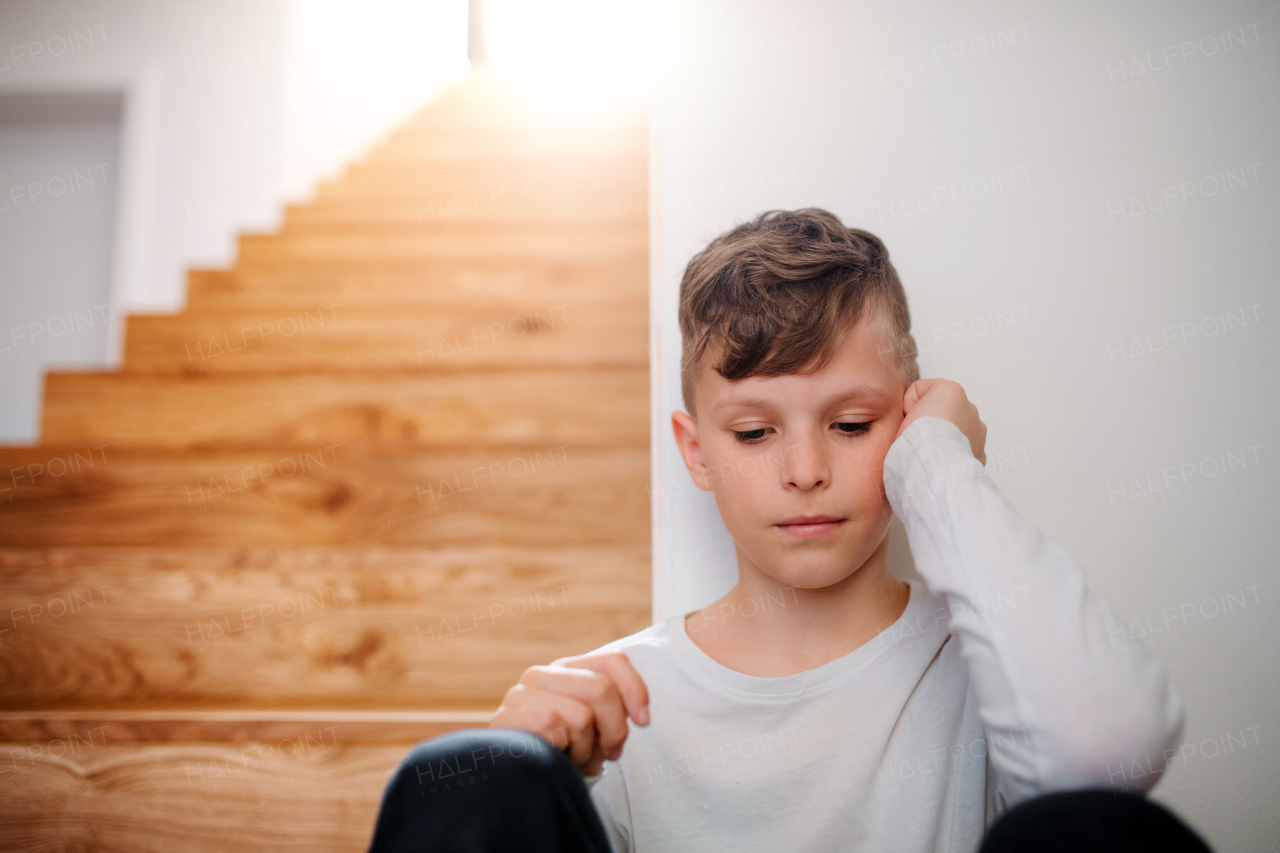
left=883, top=416, right=1184, bottom=806
left=589, top=757, right=633, bottom=853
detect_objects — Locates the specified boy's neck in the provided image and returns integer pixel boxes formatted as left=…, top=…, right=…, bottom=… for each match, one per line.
left=683, top=534, right=910, bottom=678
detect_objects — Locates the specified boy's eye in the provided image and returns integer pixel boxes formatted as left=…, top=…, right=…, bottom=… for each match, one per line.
left=832, top=421, right=871, bottom=436
left=732, top=428, right=771, bottom=444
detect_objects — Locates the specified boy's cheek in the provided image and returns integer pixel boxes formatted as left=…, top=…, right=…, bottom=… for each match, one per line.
left=847, top=436, right=894, bottom=477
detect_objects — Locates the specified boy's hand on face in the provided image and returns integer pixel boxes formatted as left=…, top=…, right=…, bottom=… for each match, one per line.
left=898, top=378, right=987, bottom=464
left=489, top=651, right=650, bottom=777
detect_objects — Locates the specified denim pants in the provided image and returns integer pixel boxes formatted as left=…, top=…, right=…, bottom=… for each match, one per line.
left=367, top=729, right=1211, bottom=853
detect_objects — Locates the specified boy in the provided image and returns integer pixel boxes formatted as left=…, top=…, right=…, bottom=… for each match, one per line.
left=370, top=209, right=1206, bottom=852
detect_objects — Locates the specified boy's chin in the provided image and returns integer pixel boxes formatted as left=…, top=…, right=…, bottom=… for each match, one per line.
left=756, top=550, right=876, bottom=591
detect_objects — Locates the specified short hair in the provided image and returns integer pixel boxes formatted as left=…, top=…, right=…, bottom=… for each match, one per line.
left=678, top=208, right=920, bottom=413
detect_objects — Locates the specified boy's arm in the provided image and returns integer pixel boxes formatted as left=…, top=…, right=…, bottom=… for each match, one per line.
left=884, top=413, right=1184, bottom=806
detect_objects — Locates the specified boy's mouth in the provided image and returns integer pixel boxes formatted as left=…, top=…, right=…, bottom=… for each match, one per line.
left=774, top=515, right=845, bottom=539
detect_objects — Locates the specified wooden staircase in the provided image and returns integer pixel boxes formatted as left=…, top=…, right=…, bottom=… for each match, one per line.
left=0, top=68, right=651, bottom=850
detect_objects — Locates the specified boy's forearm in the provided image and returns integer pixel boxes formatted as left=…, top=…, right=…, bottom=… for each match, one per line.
left=884, top=416, right=1184, bottom=804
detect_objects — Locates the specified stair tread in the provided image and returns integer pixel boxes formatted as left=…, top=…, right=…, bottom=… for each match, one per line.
left=0, top=545, right=648, bottom=708
left=0, top=709, right=491, bottom=742
left=42, top=369, right=648, bottom=448
left=184, top=268, right=647, bottom=308
left=120, top=304, right=646, bottom=373
left=0, top=446, right=649, bottom=546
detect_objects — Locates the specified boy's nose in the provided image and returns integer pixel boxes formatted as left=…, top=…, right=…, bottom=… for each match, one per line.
left=783, top=435, right=830, bottom=491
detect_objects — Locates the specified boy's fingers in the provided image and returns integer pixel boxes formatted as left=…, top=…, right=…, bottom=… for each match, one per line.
left=515, top=691, right=597, bottom=767
left=901, top=378, right=935, bottom=415
left=582, top=739, right=608, bottom=778
left=972, top=419, right=987, bottom=464
left=557, top=652, right=651, bottom=727
left=523, top=666, right=630, bottom=758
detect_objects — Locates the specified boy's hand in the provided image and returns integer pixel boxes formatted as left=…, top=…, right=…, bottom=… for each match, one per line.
left=489, top=651, right=650, bottom=777
left=898, top=378, right=987, bottom=464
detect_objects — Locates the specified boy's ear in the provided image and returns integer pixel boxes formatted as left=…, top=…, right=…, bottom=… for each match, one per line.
left=671, top=410, right=712, bottom=491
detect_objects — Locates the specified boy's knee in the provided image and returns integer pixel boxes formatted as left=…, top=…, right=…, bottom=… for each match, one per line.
left=372, top=729, right=607, bottom=853
left=390, top=728, right=575, bottom=798
left=981, top=789, right=1211, bottom=853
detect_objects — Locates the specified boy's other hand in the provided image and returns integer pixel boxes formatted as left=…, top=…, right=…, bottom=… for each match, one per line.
left=489, top=651, right=650, bottom=777
left=898, top=378, right=987, bottom=464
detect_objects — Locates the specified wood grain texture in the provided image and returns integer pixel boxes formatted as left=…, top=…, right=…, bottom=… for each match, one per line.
left=185, top=265, right=646, bottom=310
left=0, top=741, right=406, bottom=852
left=121, top=302, right=647, bottom=373
left=0, top=546, right=649, bottom=708
left=295, top=192, right=646, bottom=225
left=0, top=710, right=489, bottom=743
left=340, top=148, right=645, bottom=176
left=0, top=447, right=649, bottom=547
left=315, top=155, right=645, bottom=202
left=236, top=221, right=646, bottom=267
left=365, top=121, right=645, bottom=151
left=0, top=63, right=650, bottom=848
left=41, top=369, right=649, bottom=449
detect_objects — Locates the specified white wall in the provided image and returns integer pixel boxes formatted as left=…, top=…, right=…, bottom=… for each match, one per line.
left=649, top=0, right=1279, bottom=848
left=0, top=0, right=468, bottom=314
left=0, top=0, right=291, bottom=320
left=0, top=0, right=467, bottom=441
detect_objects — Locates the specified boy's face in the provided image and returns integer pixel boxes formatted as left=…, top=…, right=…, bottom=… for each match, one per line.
left=673, top=311, right=907, bottom=591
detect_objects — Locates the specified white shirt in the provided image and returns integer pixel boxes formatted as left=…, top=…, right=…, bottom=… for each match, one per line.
left=585, top=416, right=1183, bottom=853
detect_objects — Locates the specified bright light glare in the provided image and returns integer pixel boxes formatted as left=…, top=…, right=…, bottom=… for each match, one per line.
left=484, top=0, right=655, bottom=108
left=281, top=0, right=468, bottom=199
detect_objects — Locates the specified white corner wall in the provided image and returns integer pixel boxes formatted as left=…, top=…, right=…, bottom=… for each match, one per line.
left=1, top=0, right=291, bottom=321
left=0, top=0, right=467, bottom=333
left=649, top=1, right=1279, bottom=849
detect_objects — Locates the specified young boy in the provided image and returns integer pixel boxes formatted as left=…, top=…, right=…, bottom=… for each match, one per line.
left=369, top=209, right=1206, bottom=853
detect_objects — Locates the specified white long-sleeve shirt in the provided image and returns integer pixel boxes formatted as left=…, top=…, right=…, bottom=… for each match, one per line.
left=585, top=416, right=1183, bottom=853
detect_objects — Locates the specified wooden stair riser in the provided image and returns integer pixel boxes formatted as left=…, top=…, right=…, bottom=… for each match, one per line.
left=122, top=304, right=647, bottom=373
left=0, top=447, right=649, bottom=547
left=235, top=222, right=646, bottom=266
left=41, top=370, right=648, bottom=449
left=293, top=196, right=647, bottom=226
left=0, top=547, right=648, bottom=708
left=322, top=155, right=645, bottom=192
left=184, top=268, right=648, bottom=310
left=0, top=742, right=405, bottom=852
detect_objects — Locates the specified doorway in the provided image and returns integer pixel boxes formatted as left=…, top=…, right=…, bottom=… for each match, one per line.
left=0, top=91, right=122, bottom=442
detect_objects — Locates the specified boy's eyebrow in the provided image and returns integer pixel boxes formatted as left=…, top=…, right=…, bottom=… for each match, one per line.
left=715, top=384, right=895, bottom=412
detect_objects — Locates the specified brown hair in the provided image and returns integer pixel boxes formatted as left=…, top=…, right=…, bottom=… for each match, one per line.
left=678, top=208, right=919, bottom=413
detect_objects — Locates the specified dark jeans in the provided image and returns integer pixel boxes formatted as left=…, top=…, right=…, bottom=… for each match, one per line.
left=368, top=729, right=1211, bottom=853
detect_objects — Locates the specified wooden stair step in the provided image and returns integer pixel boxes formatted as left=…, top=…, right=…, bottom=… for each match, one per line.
left=351, top=144, right=646, bottom=171
left=184, top=267, right=646, bottom=310
left=235, top=222, right=647, bottom=265
left=0, top=711, right=488, bottom=853
left=394, top=113, right=647, bottom=141
left=121, top=304, right=647, bottom=373
left=1, top=745, right=400, bottom=851
left=293, top=193, right=646, bottom=226
left=337, top=152, right=646, bottom=179
left=0, top=546, right=648, bottom=708
left=322, top=162, right=645, bottom=194
left=41, top=369, right=648, bottom=449
left=0, top=709, right=489, bottom=743
left=0, top=447, right=649, bottom=547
